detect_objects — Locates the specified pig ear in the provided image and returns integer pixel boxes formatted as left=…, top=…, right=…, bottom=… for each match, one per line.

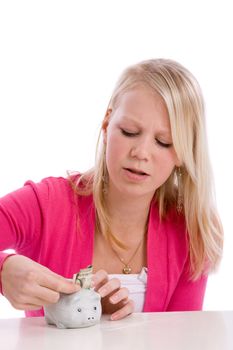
left=92, top=292, right=101, bottom=301
left=74, top=293, right=81, bottom=302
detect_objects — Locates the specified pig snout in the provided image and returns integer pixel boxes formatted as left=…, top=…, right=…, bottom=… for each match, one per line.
left=77, top=305, right=99, bottom=323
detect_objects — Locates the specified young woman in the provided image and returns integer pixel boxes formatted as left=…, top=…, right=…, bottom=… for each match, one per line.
left=0, top=59, right=223, bottom=321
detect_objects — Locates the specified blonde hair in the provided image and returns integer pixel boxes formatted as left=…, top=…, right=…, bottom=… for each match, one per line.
left=72, top=58, right=223, bottom=280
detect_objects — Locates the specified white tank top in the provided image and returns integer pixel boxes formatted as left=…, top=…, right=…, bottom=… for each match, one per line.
left=108, top=267, right=148, bottom=312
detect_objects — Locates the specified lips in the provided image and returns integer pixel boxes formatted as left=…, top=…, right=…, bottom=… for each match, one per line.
left=124, top=168, right=149, bottom=176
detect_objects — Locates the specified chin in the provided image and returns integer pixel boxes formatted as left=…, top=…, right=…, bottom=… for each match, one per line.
left=119, top=185, right=155, bottom=201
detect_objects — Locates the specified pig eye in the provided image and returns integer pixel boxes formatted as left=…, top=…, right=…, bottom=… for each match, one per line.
left=93, top=306, right=97, bottom=310
left=77, top=308, right=82, bottom=312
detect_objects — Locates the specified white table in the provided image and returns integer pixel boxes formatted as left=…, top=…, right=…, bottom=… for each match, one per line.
left=1, top=311, right=233, bottom=350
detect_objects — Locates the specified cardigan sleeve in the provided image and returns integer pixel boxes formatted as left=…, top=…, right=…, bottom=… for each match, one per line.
left=0, top=182, right=46, bottom=251
left=166, top=259, right=208, bottom=311
left=0, top=181, right=48, bottom=293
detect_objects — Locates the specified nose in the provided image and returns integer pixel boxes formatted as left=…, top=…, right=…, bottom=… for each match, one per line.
left=130, top=137, right=150, bottom=161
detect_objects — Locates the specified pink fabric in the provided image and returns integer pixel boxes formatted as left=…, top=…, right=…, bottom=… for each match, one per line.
left=0, top=177, right=207, bottom=317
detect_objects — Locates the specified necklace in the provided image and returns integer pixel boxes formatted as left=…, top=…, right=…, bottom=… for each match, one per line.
left=111, top=236, right=144, bottom=274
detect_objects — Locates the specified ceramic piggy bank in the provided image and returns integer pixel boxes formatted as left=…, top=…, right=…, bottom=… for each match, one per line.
left=44, top=288, right=102, bottom=329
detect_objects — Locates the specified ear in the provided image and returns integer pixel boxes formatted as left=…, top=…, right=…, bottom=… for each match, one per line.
left=102, top=109, right=112, bottom=144
left=175, top=158, right=182, bottom=167
left=173, top=151, right=182, bottom=167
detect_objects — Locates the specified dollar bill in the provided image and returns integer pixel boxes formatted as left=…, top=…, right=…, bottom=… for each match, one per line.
left=73, top=265, right=93, bottom=289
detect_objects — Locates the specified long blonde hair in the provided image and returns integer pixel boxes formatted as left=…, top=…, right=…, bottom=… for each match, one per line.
left=72, top=58, right=223, bottom=280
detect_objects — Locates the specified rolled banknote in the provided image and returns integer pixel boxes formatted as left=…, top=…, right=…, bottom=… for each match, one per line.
left=73, top=265, right=93, bottom=289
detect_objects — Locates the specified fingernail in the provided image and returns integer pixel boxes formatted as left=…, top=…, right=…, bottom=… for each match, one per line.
left=110, top=295, right=119, bottom=303
left=110, top=313, right=119, bottom=321
left=98, top=287, right=107, bottom=297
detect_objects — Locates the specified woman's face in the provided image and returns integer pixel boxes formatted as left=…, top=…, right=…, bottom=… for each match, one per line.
left=102, top=86, right=181, bottom=202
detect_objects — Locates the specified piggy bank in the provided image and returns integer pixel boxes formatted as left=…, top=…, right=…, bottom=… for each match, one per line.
left=44, top=288, right=102, bottom=329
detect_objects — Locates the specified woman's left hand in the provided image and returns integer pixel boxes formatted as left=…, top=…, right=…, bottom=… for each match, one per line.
left=92, top=269, right=134, bottom=320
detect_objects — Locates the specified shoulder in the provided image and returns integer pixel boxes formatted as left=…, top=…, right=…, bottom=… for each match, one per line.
left=0, top=177, right=73, bottom=207
left=151, top=201, right=188, bottom=257
left=165, top=205, right=187, bottom=233
left=150, top=201, right=186, bottom=234
left=23, top=176, right=75, bottom=207
left=166, top=204, right=187, bottom=237
left=24, top=176, right=72, bottom=195
left=24, top=175, right=94, bottom=211
left=164, top=207, right=189, bottom=268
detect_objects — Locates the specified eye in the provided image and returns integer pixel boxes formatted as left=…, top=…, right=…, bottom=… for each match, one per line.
left=77, top=308, right=82, bottom=312
left=120, top=128, right=138, bottom=137
left=93, top=306, right=97, bottom=311
left=156, top=139, right=172, bottom=148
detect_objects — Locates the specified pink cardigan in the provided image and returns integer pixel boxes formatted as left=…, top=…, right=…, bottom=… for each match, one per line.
left=0, top=177, right=207, bottom=317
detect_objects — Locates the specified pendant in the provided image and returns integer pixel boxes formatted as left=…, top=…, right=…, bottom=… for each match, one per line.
left=123, top=266, right=132, bottom=274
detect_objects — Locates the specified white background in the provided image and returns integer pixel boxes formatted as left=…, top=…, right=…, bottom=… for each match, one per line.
left=0, top=0, right=233, bottom=318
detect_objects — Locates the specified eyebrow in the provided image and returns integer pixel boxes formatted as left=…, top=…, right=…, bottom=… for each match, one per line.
left=120, top=116, right=172, bottom=138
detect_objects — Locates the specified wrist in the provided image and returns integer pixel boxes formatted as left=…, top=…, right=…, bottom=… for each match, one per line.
left=0, top=252, right=17, bottom=295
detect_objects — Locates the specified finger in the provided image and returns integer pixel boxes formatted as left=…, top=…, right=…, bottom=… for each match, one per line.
left=110, top=299, right=135, bottom=321
left=109, top=287, right=129, bottom=304
left=38, top=272, right=81, bottom=294
left=28, top=284, right=60, bottom=305
left=11, top=286, right=59, bottom=308
left=97, top=277, right=121, bottom=298
left=92, top=270, right=109, bottom=291
left=13, top=303, right=42, bottom=311
left=10, top=299, right=46, bottom=311
left=8, top=275, right=61, bottom=306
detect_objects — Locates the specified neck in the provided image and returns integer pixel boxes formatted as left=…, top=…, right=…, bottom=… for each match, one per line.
left=105, top=184, right=152, bottom=241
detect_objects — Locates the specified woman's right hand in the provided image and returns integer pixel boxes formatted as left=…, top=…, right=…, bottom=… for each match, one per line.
left=1, top=255, right=80, bottom=310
